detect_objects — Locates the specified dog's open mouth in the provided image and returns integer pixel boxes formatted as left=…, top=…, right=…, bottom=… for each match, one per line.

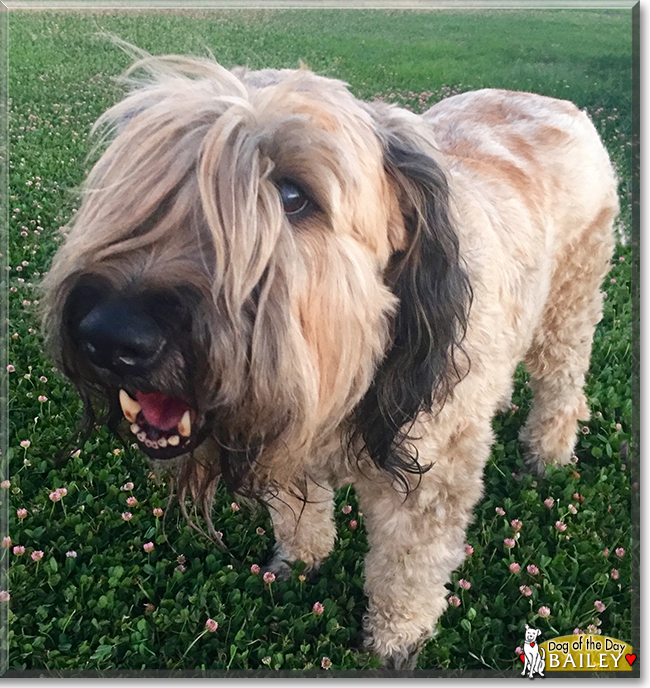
left=119, top=389, right=195, bottom=458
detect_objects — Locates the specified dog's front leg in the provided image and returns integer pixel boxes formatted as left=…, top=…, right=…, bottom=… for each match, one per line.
left=355, top=466, right=482, bottom=670
left=263, top=476, right=336, bottom=580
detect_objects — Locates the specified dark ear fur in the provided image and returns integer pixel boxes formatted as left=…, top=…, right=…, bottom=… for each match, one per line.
left=352, top=114, right=472, bottom=490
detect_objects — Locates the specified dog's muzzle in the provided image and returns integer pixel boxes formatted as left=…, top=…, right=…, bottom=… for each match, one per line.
left=77, top=298, right=166, bottom=377
left=70, top=290, right=197, bottom=458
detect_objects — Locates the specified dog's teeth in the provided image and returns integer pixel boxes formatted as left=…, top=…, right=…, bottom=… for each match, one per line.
left=144, top=439, right=153, bottom=448
left=178, top=410, right=191, bottom=437
left=130, top=423, right=140, bottom=435
left=137, top=431, right=147, bottom=442
left=157, top=437, right=167, bottom=448
left=167, top=435, right=180, bottom=446
left=119, top=389, right=142, bottom=423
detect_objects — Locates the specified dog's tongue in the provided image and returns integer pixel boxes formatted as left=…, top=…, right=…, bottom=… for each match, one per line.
left=135, top=391, right=190, bottom=431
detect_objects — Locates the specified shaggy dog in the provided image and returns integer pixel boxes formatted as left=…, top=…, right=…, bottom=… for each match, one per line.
left=43, top=52, right=618, bottom=669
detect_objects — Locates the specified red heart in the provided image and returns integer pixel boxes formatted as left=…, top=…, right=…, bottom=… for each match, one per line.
left=519, top=654, right=525, bottom=663
left=530, top=642, right=535, bottom=647
left=625, top=654, right=636, bottom=666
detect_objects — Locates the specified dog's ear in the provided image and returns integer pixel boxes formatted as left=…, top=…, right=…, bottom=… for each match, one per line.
left=352, top=107, right=472, bottom=490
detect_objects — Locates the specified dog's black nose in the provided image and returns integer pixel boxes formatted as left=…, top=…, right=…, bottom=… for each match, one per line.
left=77, top=298, right=166, bottom=377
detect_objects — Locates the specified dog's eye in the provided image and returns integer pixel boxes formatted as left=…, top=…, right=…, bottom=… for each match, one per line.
left=277, top=180, right=310, bottom=217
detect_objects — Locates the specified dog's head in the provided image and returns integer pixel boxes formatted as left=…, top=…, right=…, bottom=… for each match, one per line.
left=43, top=54, right=470, bottom=495
left=524, top=625, right=542, bottom=643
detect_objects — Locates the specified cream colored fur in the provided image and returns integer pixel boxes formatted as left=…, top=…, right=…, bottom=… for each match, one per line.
left=266, top=88, right=618, bottom=666
left=43, top=56, right=618, bottom=669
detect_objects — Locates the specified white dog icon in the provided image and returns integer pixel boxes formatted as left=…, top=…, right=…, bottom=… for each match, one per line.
left=521, top=624, right=545, bottom=678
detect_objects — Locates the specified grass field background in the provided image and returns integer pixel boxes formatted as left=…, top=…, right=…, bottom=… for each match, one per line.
left=5, top=9, right=635, bottom=673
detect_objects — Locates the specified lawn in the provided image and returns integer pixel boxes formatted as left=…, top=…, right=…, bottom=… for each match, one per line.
left=4, top=8, right=636, bottom=675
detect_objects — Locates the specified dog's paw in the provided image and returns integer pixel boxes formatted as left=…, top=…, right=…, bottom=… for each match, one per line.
left=262, top=543, right=322, bottom=581
left=379, top=639, right=427, bottom=671
left=262, top=544, right=294, bottom=581
left=361, top=613, right=427, bottom=671
left=522, top=450, right=548, bottom=478
left=497, top=397, right=515, bottom=415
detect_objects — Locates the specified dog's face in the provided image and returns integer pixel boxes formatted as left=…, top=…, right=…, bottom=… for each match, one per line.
left=43, top=56, right=470, bottom=493
left=524, top=625, right=542, bottom=644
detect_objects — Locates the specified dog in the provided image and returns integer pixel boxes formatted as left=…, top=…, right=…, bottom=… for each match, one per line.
left=521, top=625, right=545, bottom=678
left=42, top=51, right=618, bottom=669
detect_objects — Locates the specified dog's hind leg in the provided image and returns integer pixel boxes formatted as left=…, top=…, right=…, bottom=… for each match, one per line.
left=520, top=206, right=616, bottom=474
left=263, top=477, right=336, bottom=580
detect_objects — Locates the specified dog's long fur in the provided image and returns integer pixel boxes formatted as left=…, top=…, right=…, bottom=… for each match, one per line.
left=43, top=54, right=618, bottom=669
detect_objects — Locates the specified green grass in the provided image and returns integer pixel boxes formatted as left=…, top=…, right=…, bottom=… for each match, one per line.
left=5, top=9, right=634, bottom=674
